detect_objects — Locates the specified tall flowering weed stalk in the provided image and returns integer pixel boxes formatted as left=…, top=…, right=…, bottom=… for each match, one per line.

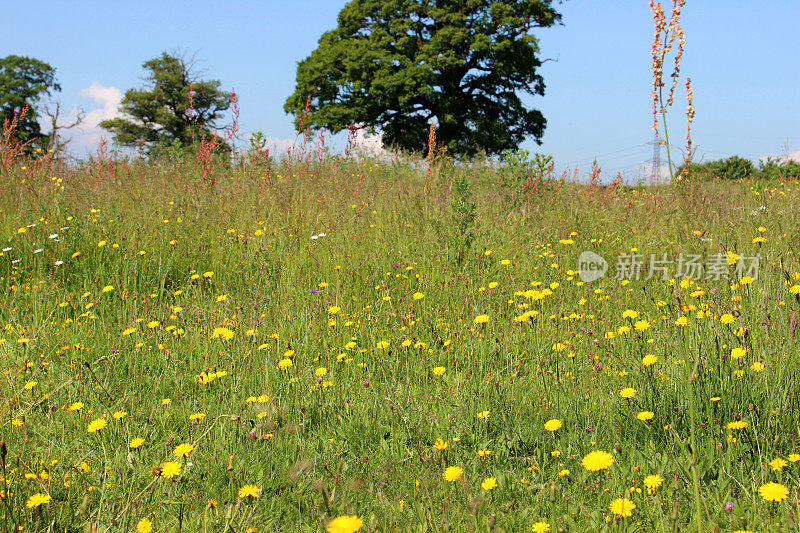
left=652, top=5, right=702, bottom=529
left=425, top=123, right=436, bottom=192
left=1, top=108, right=33, bottom=170
left=650, top=0, right=694, bottom=185
left=186, top=81, right=225, bottom=189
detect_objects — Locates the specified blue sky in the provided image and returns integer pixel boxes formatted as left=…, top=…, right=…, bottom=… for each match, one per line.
left=5, top=0, right=798, bottom=181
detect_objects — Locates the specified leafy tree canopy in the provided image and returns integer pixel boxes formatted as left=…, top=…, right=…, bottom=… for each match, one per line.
left=100, top=52, right=231, bottom=156
left=285, top=0, right=562, bottom=157
left=0, top=55, right=61, bottom=150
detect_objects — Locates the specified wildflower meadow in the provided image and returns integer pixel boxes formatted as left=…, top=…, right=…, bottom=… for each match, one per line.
left=2, top=141, right=800, bottom=532
left=2, top=1, right=799, bottom=532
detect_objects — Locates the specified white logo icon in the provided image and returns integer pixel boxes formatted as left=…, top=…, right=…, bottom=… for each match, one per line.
left=578, top=251, right=608, bottom=282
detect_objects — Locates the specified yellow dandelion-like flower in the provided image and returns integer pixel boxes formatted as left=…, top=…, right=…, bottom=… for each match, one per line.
left=25, top=493, right=51, bottom=508
left=443, top=466, right=463, bottom=482
left=474, top=314, right=489, bottom=324
left=160, top=461, right=182, bottom=479
left=620, top=387, right=636, bottom=399
left=481, top=477, right=497, bottom=490
left=759, top=482, right=789, bottom=502
left=477, top=410, right=490, bottom=420
left=129, top=437, right=145, bottom=449
left=642, top=354, right=657, bottom=366
left=376, top=340, right=390, bottom=349
left=531, top=522, right=551, bottom=533
left=643, top=474, right=663, bottom=494
left=582, top=450, right=614, bottom=471
left=210, top=327, right=234, bottom=340
left=113, top=411, right=127, bottom=419
left=68, top=402, right=84, bottom=411
left=609, top=498, right=636, bottom=517
left=173, top=443, right=194, bottom=458
left=189, top=412, right=206, bottom=421
left=196, top=372, right=215, bottom=384
left=769, top=458, right=788, bottom=471
left=136, top=518, right=153, bottom=533
left=636, top=411, right=654, bottom=421
left=727, top=421, right=747, bottom=430
left=86, top=418, right=107, bottom=433
left=326, top=515, right=364, bottom=533
left=674, top=316, right=688, bottom=326
left=730, top=347, right=747, bottom=359
left=432, top=366, right=446, bottom=376
left=238, top=484, right=261, bottom=498
left=278, top=358, right=293, bottom=370
left=433, top=438, right=448, bottom=450
left=544, top=419, right=562, bottom=432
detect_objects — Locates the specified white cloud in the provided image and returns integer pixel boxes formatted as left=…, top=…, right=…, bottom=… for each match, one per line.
left=64, top=82, right=122, bottom=153
left=239, top=128, right=394, bottom=162
left=80, top=82, right=122, bottom=125
left=759, top=150, right=800, bottom=165
left=263, top=136, right=298, bottom=157
left=352, top=128, right=393, bottom=159
left=252, top=130, right=393, bottom=160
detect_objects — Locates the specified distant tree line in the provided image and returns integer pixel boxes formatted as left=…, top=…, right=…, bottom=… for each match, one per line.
left=4, top=0, right=569, bottom=161
left=679, top=155, right=800, bottom=181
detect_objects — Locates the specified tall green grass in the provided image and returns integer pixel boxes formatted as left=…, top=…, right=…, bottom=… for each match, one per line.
left=1, top=150, right=799, bottom=532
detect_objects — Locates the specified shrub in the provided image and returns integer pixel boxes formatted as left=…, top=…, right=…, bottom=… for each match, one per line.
left=759, top=157, right=800, bottom=181
left=680, top=155, right=754, bottom=181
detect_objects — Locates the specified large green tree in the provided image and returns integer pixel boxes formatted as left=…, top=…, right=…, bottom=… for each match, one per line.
left=100, top=52, right=231, bottom=155
left=0, top=55, right=61, bottom=150
left=285, top=0, right=561, bottom=157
